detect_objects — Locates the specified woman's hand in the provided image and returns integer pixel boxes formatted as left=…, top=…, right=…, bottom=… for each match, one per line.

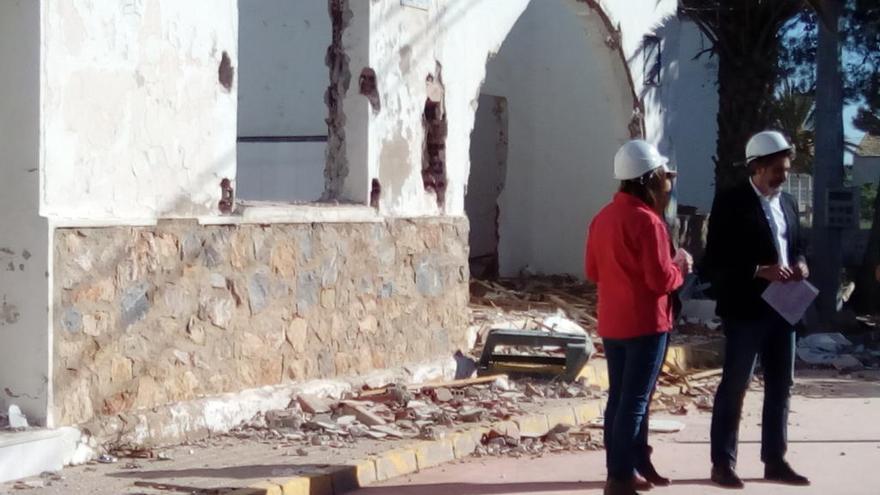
left=673, top=248, right=693, bottom=276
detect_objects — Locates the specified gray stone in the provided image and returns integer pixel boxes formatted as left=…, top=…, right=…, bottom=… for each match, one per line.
left=296, top=272, right=319, bottom=313
left=198, top=293, right=234, bottom=329
left=202, top=245, right=222, bottom=268
left=61, top=307, right=82, bottom=333
left=120, top=283, right=151, bottom=328
left=320, top=256, right=339, bottom=288
left=248, top=270, right=271, bottom=315
left=181, top=232, right=202, bottom=262
left=209, top=273, right=226, bottom=289
left=415, top=259, right=442, bottom=296
left=380, top=282, right=394, bottom=299
left=164, top=284, right=196, bottom=319
left=378, top=239, right=396, bottom=266
left=317, top=351, right=335, bottom=376
left=294, top=230, right=313, bottom=261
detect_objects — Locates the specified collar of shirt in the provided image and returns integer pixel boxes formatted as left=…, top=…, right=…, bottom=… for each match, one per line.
left=749, top=177, right=781, bottom=201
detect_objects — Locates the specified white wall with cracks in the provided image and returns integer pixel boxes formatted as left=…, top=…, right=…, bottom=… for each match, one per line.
left=477, top=0, right=634, bottom=277
left=0, top=0, right=50, bottom=425
left=40, top=0, right=239, bottom=221
left=365, top=0, right=530, bottom=216
left=597, top=0, right=718, bottom=211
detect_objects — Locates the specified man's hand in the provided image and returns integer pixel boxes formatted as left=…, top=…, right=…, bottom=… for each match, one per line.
left=756, top=264, right=793, bottom=282
left=791, top=261, right=810, bottom=281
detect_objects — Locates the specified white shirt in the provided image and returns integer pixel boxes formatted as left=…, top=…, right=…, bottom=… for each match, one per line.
left=750, top=178, right=789, bottom=267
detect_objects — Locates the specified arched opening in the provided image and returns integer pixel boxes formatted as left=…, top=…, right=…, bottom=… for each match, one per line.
left=465, top=0, right=635, bottom=279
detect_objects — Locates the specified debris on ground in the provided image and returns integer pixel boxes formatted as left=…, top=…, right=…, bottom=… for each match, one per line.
left=172, top=374, right=609, bottom=461
left=5, top=404, right=29, bottom=429
left=797, top=332, right=880, bottom=371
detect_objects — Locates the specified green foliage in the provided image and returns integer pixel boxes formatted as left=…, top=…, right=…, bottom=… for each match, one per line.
left=861, top=182, right=877, bottom=224
left=780, top=0, right=880, bottom=134
left=771, top=80, right=815, bottom=173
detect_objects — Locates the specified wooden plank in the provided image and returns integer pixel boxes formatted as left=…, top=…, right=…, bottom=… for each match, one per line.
left=408, top=374, right=507, bottom=391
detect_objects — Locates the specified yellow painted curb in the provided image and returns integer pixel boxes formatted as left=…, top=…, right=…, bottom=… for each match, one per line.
left=228, top=481, right=283, bottom=495
left=665, top=339, right=725, bottom=372
left=229, top=398, right=608, bottom=494
left=572, top=401, right=603, bottom=425
left=374, top=447, right=419, bottom=482
left=545, top=406, right=578, bottom=429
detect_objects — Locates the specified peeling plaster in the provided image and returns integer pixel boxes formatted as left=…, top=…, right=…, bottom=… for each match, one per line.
left=40, top=0, right=238, bottom=220
left=367, top=0, right=530, bottom=217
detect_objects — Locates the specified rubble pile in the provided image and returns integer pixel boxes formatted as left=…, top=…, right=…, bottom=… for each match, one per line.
left=651, top=367, right=723, bottom=416
left=470, top=276, right=600, bottom=345
left=210, top=375, right=604, bottom=459
left=796, top=331, right=880, bottom=371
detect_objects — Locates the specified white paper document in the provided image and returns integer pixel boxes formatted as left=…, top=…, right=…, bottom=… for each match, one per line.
left=761, top=280, right=819, bottom=325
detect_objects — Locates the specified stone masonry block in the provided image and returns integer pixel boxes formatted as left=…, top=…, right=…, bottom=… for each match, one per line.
left=52, top=218, right=470, bottom=432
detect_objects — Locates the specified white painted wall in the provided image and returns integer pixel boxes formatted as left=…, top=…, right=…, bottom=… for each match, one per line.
left=40, top=0, right=239, bottom=220
left=650, top=20, right=718, bottom=211
left=478, top=0, right=632, bottom=277
left=466, top=95, right=507, bottom=262
left=366, top=0, right=530, bottom=216
left=0, top=0, right=50, bottom=424
left=598, top=0, right=718, bottom=212
left=236, top=0, right=329, bottom=203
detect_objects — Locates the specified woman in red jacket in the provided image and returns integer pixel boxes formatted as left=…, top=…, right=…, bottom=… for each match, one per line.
left=586, top=140, right=692, bottom=495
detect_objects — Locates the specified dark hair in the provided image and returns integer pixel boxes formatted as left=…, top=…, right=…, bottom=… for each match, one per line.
left=749, top=149, right=794, bottom=175
left=619, top=168, right=669, bottom=216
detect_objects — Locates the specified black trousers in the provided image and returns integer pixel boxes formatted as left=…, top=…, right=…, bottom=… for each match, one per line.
left=710, top=313, right=795, bottom=467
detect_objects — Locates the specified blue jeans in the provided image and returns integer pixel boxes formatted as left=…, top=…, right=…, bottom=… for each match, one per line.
left=710, top=314, right=795, bottom=468
left=603, top=332, right=669, bottom=481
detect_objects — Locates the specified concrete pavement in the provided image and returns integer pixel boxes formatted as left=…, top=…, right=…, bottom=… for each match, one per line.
left=353, top=371, right=880, bottom=494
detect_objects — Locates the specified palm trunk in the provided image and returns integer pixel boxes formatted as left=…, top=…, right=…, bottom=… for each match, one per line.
left=705, top=1, right=800, bottom=193
left=810, top=0, right=845, bottom=326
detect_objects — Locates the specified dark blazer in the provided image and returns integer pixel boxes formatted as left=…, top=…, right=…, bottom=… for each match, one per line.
left=704, top=180, right=806, bottom=320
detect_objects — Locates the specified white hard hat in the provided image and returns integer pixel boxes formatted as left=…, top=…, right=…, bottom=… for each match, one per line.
left=613, top=140, right=673, bottom=181
left=745, top=130, right=792, bottom=164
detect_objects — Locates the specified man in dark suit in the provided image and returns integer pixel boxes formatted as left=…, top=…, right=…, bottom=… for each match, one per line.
left=704, top=130, right=811, bottom=488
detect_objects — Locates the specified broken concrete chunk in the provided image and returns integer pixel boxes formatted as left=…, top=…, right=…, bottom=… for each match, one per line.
left=341, top=401, right=386, bottom=426
left=336, top=415, right=357, bottom=427
left=8, top=404, right=28, bottom=429
left=433, top=388, right=454, bottom=403
left=266, top=409, right=303, bottom=429
left=297, top=394, right=332, bottom=415
left=457, top=407, right=486, bottom=423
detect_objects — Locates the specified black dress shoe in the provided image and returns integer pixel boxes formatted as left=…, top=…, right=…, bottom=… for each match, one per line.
left=603, top=478, right=638, bottom=495
left=637, top=460, right=671, bottom=486
left=765, top=461, right=810, bottom=485
left=711, top=465, right=745, bottom=489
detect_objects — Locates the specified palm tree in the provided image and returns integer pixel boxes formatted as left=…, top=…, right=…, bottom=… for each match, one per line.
left=771, top=80, right=816, bottom=173
left=679, top=0, right=807, bottom=192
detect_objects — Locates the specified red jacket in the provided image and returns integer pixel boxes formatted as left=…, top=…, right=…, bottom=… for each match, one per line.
left=585, top=192, right=683, bottom=339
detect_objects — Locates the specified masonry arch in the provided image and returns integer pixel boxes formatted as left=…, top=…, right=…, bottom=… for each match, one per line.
left=465, top=0, right=639, bottom=278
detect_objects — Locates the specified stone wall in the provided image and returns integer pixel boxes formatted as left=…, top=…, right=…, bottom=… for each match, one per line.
left=53, top=218, right=469, bottom=427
